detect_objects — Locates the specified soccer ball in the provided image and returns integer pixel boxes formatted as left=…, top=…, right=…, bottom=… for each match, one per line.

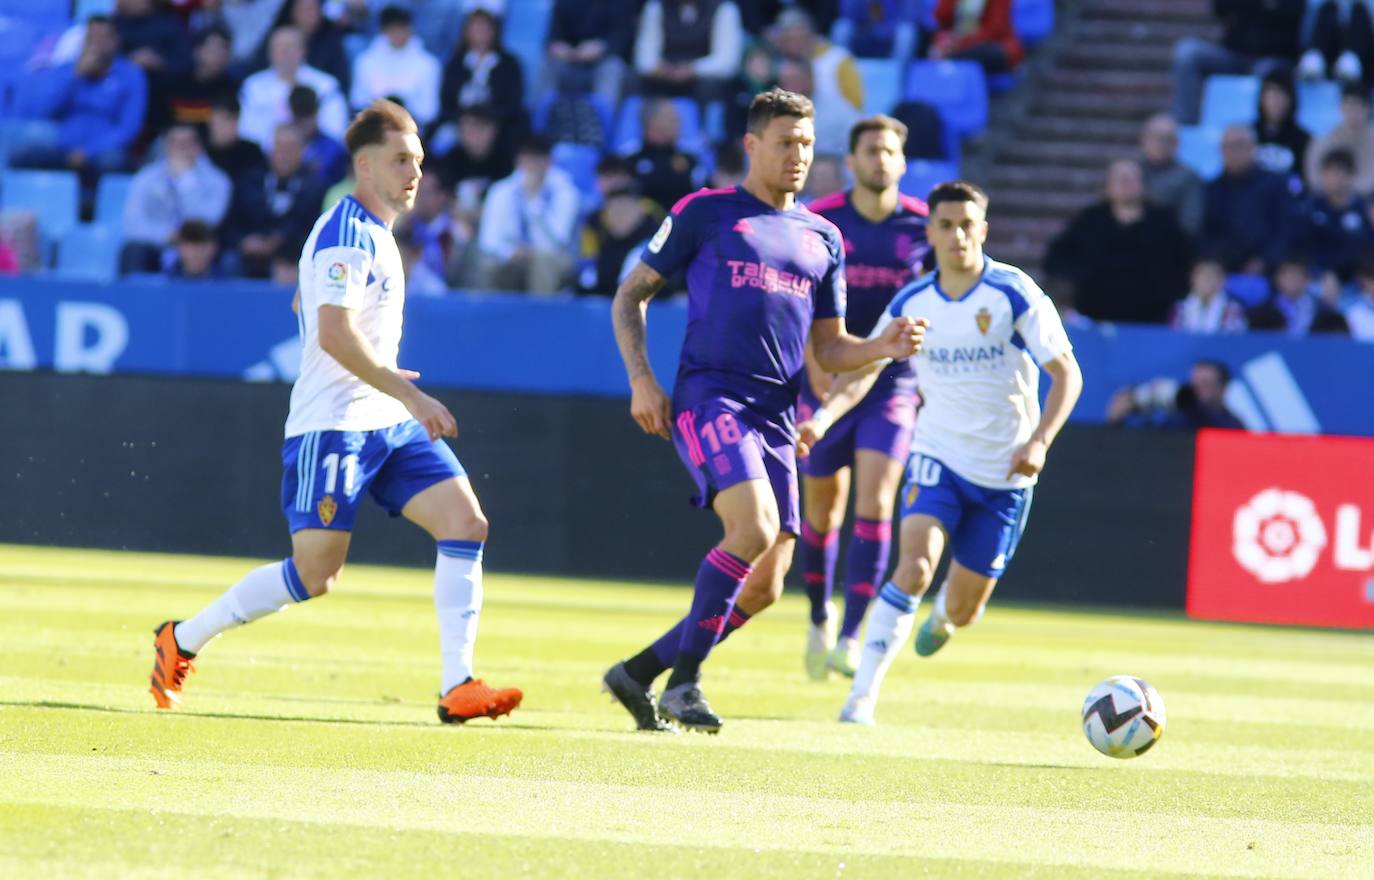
left=1081, top=676, right=1166, bottom=758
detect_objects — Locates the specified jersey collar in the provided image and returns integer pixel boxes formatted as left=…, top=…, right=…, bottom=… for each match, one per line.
left=344, top=194, right=388, bottom=228
left=932, top=255, right=989, bottom=302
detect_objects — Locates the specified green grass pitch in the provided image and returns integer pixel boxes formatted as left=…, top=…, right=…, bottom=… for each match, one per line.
left=2, top=544, right=1372, bottom=879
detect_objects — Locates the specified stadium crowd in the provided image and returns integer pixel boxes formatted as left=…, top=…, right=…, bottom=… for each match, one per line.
left=2, top=0, right=1372, bottom=342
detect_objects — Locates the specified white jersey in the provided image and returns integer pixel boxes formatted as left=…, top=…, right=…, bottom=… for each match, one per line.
left=285, top=194, right=412, bottom=438
left=872, top=258, right=1073, bottom=490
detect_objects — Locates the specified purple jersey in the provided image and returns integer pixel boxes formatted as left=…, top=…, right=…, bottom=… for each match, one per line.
left=809, top=190, right=929, bottom=391
left=641, top=186, right=847, bottom=424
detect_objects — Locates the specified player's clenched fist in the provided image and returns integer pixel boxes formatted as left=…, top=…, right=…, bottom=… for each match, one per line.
left=630, top=375, right=673, bottom=439
left=405, top=389, right=458, bottom=440
left=877, top=316, right=928, bottom=359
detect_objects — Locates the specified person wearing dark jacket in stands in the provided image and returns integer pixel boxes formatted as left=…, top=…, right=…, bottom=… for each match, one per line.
left=1201, top=125, right=1294, bottom=272
left=544, top=0, right=636, bottom=107
left=1253, top=71, right=1310, bottom=185
left=439, top=9, right=526, bottom=151
left=1045, top=159, right=1193, bottom=324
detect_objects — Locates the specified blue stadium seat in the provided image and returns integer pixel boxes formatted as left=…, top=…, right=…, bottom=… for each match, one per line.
left=899, top=159, right=960, bottom=200
left=611, top=96, right=703, bottom=156
left=72, top=0, right=113, bottom=18
left=551, top=141, right=601, bottom=206
left=1176, top=125, right=1222, bottom=181
left=1225, top=272, right=1270, bottom=309
left=1297, top=80, right=1341, bottom=137
left=94, top=173, right=132, bottom=230
left=1200, top=75, right=1260, bottom=129
left=1, top=168, right=80, bottom=239
left=855, top=58, right=903, bottom=115
left=503, top=0, right=553, bottom=108
left=1014, top=0, right=1055, bottom=46
left=55, top=222, right=120, bottom=282
left=905, top=60, right=988, bottom=137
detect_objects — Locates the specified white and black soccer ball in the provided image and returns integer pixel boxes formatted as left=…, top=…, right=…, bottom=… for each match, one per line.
left=1081, top=675, right=1166, bottom=759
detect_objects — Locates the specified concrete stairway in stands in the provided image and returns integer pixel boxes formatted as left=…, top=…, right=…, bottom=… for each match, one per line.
left=981, top=0, right=1219, bottom=279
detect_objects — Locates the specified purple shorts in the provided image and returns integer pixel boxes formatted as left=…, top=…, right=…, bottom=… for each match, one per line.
left=672, top=397, right=801, bottom=535
left=797, top=379, right=918, bottom=478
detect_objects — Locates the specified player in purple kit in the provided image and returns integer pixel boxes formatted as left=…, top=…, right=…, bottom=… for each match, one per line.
left=798, top=115, right=930, bottom=681
left=601, top=89, right=928, bottom=733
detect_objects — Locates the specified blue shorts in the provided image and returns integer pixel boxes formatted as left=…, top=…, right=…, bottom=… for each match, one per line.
left=281, top=419, right=466, bottom=533
left=899, top=454, right=1033, bottom=578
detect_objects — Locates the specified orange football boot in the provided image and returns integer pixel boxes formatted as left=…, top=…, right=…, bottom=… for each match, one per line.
left=436, top=678, right=523, bottom=724
left=149, top=620, right=196, bottom=709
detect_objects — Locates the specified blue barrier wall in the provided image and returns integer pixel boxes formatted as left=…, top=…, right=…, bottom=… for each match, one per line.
left=2, top=277, right=1371, bottom=435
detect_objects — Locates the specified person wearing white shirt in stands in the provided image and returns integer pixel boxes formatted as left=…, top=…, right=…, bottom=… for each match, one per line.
left=471, top=134, right=580, bottom=294
left=350, top=6, right=441, bottom=127
left=1347, top=256, right=1374, bottom=341
left=1170, top=254, right=1248, bottom=334
left=239, top=25, right=348, bottom=151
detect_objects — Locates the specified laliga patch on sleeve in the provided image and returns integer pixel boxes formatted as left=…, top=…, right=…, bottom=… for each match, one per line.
left=326, top=261, right=347, bottom=283
left=647, top=216, right=672, bottom=254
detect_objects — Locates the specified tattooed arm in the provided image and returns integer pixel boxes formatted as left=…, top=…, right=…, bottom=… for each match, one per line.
left=612, top=261, right=673, bottom=439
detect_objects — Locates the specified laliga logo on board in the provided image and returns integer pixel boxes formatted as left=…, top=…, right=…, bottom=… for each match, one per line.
left=1232, top=488, right=1374, bottom=584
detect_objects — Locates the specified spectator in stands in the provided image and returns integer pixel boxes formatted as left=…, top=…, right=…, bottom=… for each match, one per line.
left=833, top=0, right=920, bottom=60
left=1045, top=159, right=1193, bottom=324
left=804, top=153, right=846, bottom=201
left=1305, top=83, right=1374, bottom=195
left=469, top=134, right=580, bottom=294
left=270, top=239, right=300, bottom=287
left=217, top=0, right=289, bottom=73
left=438, top=105, right=515, bottom=222
left=1298, top=0, right=1374, bottom=86
left=168, top=25, right=240, bottom=131
left=226, top=122, right=326, bottom=277
left=928, top=0, right=1023, bottom=73
left=578, top=183, right=661, bottom=296
left=1139, top=113, right=1204, bottom=237
left=709, top=140, right=747, bottom=188
left=264, top=0, right=351, bottom=92
left=544, top=0, right=636, bottom=107
left=11, top=16, right=147, bottom=178
left=1248, top=252, right=1351, bottom=334
left=114, top=0, right=192, bottom=131
left=167, top=219, right=229, bottom=279
left=772, top=52, right=857, bottom=158
left=1107, top=360, right=1245, bottom=430
left=1171, top=254, right=1248, bottom=333
left=396, top=216, right=452, bottom=296
left=439, top=9, right=526, bottom=151
left=1171, top=0, right=1305, bottom=125
left=238, top=25, right=348, bottom=152
left=739, top=1, right=841, bottom=35
left=1347, top=256, right=1374, bottom=339
left=723, top=42, right=779, bottom=142
left=1291, top=147, right=1374, bottom=281
left=351, top=6, right=441, bottom=127
left=628, top=98, right=699, bottom=212
left=770, top=9, right=865, bottom=124
left=634, top=0, right=744, bottom=100
left=1253, top=71, right=1310, bottom=185
left=206, top=96, right=269, bottom=188
left=405, top=171, right=463, bottom=286
left=1202, top=125, right=1292, bottom=272
left=120, top=123, right=233, bottom=273
left=592, top=155, right=637, bottom=202
left=288, top=86, right=348, bottom=187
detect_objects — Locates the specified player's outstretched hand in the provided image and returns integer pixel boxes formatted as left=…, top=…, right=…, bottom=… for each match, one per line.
left=630, top=376, right=672, bottom=440
left=1008, top=438, right=1047, bottom=480
left=406, top=388, right=458, bottom=441
left=878, top=316, right=929, bottom=360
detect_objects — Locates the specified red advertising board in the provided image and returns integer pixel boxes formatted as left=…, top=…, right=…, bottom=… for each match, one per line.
left=1188, top=430, right=1374, bottom=628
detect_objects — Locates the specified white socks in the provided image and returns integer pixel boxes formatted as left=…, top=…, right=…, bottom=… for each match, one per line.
left=435, top=540, right=485, bottom=693
left=850, top=582, right=919, bottom=701
left=174, top=559, right=310, bottom=654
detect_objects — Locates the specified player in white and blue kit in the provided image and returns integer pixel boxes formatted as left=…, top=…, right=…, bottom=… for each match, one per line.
left=798, top=181, right=1083, bottom=725
left=147, top=101, right=522, bottom=724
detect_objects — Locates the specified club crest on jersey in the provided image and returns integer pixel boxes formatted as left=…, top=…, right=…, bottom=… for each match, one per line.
left=318, top=494, right=337, bottom=527
left=327, top=261, right=347, bottom=282
left=976, top=307, right=992, bottom=335
left=647, top=217, right=672, bottom=253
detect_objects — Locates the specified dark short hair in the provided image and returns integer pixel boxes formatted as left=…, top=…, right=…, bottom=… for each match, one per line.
left=849, top=114, right=908, bottom=154
left=1321, top=146, right=1357, bottom=173
left=176, top=219, right=216, bottom=244
left=518, top=133, right=554, bottom=158
left=1194, top=358, right=1231, bottom=386
left=746, top=87, right=814, bottom=136
left=211, top=95, right=241, bottom=117
left=288, top=84, right=319, bottom=119
left=195, top=23, right=232, bottom=47
left=458, top=103, right=498, bottom=123
left=344, top=99, right=418, bottom=155
left=86, top=13, right=113, bottom=27
left=1341, top=82, right=1371, bottom=104
left=379, top=5, right=412, bottom=28
left=1275, top=249, right=1311, bottom=271
left=927, top=180, right=989, bottom=214
left=595, top=155, right=634, bottom=177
